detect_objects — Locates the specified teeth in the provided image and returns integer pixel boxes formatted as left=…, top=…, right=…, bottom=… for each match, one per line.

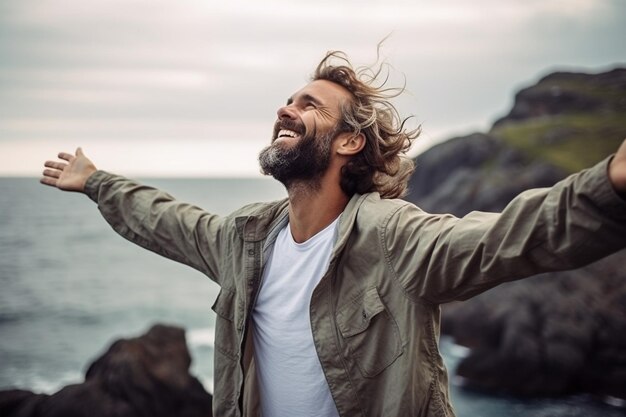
left=277, top=129, right=298, bottom=138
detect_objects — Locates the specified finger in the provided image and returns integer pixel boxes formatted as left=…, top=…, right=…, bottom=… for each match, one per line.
left=76, top=147, right=84, bottom=156
left=42, top=168, right=61, bottom=179
left=40, top=177, right=58, bottom=187
left=58, top=152, right=75, bottom=162
left=44, top=160, right=67, bottom=170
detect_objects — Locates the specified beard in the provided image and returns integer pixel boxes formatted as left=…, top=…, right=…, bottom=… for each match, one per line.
left=258, top=121, right=338, bottom=189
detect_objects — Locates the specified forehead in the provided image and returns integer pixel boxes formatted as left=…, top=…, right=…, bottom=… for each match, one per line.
left=291, top=79, right=352, bottom=108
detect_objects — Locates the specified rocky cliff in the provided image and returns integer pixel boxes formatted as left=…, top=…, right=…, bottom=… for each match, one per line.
left=406, top=67, right=626, bottom=400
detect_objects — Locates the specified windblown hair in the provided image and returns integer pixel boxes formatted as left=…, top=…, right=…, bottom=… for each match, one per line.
left=313, top=50, right=420, bottom=199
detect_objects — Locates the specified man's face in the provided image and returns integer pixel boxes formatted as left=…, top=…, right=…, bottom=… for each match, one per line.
left=258, top=80, right=351, bottom=187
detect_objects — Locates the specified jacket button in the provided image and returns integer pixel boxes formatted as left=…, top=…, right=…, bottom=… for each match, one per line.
left=248, top=249, right=254, bottom=256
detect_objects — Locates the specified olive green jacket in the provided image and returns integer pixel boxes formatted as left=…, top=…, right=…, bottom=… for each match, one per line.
left=85, top=158, right=626, bottom=417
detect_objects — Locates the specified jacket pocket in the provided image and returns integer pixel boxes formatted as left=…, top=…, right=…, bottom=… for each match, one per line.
left=211, top=288, right=239, bottom=361
left=336, top=286, right=403, bottom=377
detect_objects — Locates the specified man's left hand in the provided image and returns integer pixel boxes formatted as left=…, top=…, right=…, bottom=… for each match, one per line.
left=609, top=138, right=626, bottom=195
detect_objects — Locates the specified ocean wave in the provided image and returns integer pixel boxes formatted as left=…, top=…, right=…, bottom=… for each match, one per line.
left=187, top=327, right=215, bottom=348
left=1, top=369, right=82, bottom=394
left=448, top=342, right=470, bottom=359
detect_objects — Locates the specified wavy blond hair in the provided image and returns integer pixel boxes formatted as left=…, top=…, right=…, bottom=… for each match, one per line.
left=313, top=50, right=420, bottom=199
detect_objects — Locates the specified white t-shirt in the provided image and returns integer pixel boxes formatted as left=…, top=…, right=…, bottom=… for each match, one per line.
left=252, top=218, right=340, bottom=417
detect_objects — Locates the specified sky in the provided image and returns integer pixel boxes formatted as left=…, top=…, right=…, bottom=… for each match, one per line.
left=1, top=0, right=624, bottom=177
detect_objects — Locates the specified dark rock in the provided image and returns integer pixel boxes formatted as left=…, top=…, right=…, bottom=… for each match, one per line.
left=407, top=133, right=565, bottom=217
left=442, top=253, right=626, bottom=398
left=0, top=390, right=49, bottom=416
left=0, top=324, right=213, bottom=417
left=409, top=133, right=501, bottom=200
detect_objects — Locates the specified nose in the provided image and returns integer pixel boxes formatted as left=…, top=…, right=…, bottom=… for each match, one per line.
left=277, top=103, right=297, bottom=120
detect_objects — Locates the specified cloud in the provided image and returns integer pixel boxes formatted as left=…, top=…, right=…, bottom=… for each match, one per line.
left=1, top=0, right=624, bottom=176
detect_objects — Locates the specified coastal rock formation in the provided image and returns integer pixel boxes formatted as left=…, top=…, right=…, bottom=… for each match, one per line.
left=406, top=132, right=565, bottom=216
left=492, top=68, right=626, bottom=126
left=406, top=67, right=626, bottom=399
left=441, top=254, right=626, bottom=399
left=0, top=324, right=213, bottom=417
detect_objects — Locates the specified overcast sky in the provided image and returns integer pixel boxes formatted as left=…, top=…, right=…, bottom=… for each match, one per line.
left=1, top=0, right=624, bottom=177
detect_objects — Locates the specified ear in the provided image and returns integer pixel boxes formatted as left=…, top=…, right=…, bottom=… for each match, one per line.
left=336, top=132, right=365, bottom=156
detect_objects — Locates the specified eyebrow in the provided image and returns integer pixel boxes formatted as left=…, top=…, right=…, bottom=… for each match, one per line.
left=286, top=93, right=324, bottom=107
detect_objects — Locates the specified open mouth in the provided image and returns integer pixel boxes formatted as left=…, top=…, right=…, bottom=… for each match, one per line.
left=272, top=119, right=305, bottom=143
left=276, top=129, right=300, bottom=140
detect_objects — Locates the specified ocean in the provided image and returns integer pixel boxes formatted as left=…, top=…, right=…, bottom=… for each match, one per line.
left=0, top=177, right=622, bottom=416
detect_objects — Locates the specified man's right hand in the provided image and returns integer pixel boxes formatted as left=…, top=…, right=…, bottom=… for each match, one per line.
left=41, top=147, right=98, bottom=193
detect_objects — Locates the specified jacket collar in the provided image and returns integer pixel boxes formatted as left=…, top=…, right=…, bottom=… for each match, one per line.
left=235, top=193, right=371, bottom=245
left=235, top=198, right=289, bottom=243
left=331, top=193, right=369, bottom=257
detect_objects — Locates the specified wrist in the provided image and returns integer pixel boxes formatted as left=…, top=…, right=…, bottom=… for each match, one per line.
left=81, top=168, right=98, bottom=191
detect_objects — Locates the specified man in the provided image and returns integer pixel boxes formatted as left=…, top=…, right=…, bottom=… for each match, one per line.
left=41, top=51, right=626, bottom=417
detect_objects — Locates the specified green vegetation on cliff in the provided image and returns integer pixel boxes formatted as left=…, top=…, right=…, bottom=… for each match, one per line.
left=491, top=114, right=625, bottom=173
left=489, top=68, right=626, bottom=173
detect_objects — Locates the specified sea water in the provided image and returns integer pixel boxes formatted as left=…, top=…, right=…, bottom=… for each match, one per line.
left=0, top=177, right=621, bottom=416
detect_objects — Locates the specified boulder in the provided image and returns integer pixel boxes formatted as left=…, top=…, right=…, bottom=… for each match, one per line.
left=0, top=324, right=213, bottom=417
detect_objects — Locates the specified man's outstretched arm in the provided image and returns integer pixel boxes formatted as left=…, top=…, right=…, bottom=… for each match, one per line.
left=40, top=148, right=230, bottom=285
left=385, top=138, right=626, bottom=303
left=40, top=147, right=97, bottom=192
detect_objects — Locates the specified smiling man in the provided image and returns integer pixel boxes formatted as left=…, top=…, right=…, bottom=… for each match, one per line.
left=41, top=51, right=626, bottom=417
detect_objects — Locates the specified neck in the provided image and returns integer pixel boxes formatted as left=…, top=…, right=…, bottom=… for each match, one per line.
left=285, top=172, right=349, bottom=243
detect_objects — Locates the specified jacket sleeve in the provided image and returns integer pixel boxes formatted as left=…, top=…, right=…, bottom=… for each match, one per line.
left=383, top=157, right=626, bottom=304
left=85, top=170, right=227, bottom=284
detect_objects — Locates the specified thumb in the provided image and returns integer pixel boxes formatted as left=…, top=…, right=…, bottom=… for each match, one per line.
left=76, top=147, right=84, bottom=157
